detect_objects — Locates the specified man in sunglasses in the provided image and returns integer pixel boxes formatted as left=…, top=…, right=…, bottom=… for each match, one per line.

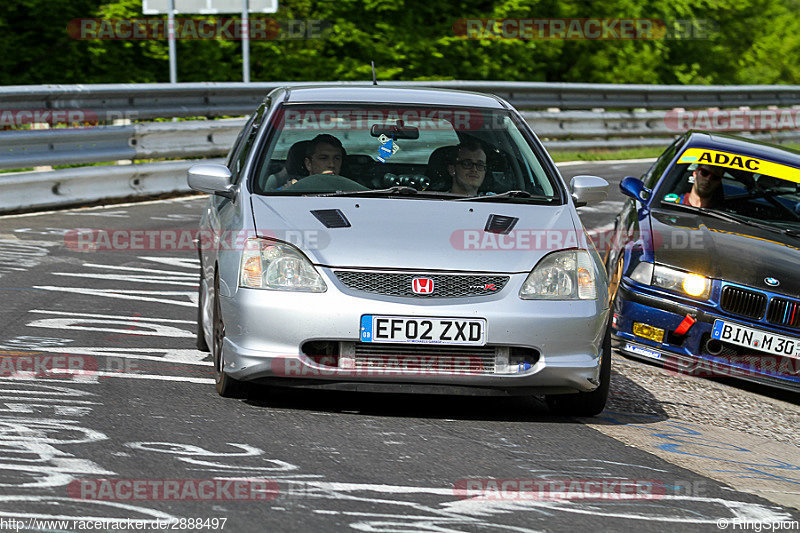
left=447, top=140, right=487, bottom=195
left=679, top=164, right=725, bottom=208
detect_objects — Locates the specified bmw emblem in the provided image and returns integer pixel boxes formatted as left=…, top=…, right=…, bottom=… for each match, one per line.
left=764, top=277, right=780, bottom=287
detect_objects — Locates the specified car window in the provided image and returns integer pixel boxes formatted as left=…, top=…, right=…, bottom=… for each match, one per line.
left=643, top=135, right=686, bottom=190
left=654, top=146, right=800, bottom=228
left=250, top=104, right=562, bottom=200
left=228, top=104, right=266, bottom=185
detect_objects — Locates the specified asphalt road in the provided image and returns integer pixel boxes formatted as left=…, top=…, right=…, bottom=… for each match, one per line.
left=0, top=160, right=798, bottom=532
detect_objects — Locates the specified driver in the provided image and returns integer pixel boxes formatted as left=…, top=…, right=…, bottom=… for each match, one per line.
left=304, top=134, right=345, bottom=176
left=676, top=164, right=725, bottom=208
left=447, top=140, right=486, bottom=195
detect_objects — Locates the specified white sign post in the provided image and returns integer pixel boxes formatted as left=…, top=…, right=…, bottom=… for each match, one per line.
left=143, top=0, right=278, bottom=83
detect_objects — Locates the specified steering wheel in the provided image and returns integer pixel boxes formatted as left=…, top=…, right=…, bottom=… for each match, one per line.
left=281, top=174, right=370, bottom=193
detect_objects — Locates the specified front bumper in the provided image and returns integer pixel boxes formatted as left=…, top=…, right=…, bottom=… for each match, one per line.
left=612, top=281, right=800, bottom=390
left=219, top=270, right=609, bottom=394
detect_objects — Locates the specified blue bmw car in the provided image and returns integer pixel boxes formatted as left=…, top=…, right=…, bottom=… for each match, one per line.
left=607, top=132, right=800, bottom=391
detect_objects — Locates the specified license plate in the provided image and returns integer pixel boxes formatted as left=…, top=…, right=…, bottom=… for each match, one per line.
left=360, top=315, right=486, bottom=345
left=711, top=319, right=800, bottom=358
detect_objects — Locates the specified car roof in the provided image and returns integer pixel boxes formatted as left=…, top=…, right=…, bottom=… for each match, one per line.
left=281, top=85, right=508, bottom=109
left=684, top=131, right=800, bottom=167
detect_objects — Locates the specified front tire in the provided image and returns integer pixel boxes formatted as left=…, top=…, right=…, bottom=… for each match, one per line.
left=196, top=272, right=210, bottom=352
left=212, top=272, right=245, bottom=398
left=545, top=319, right=611, bottom=417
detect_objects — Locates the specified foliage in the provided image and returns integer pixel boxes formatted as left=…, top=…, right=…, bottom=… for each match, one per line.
left=1, top=0, right=798, bottom=85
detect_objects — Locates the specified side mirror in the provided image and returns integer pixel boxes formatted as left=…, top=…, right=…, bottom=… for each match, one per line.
left=570, top=175, right=609, bottom=207
left=619, top=177, right=651, bottom=203
left=187, top=164, right=235, bottom=199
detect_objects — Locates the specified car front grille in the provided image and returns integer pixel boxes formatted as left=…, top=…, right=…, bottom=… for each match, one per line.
left=766, top=297, right=800, bottom=330
left=719, top=285, right=767, bottom=319
left=348, top=343, right=498, bottom=374
left=333, top=270, right=510, bottom=298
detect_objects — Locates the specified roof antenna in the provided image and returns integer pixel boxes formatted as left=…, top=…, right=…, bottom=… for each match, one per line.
left=371, top=61, right=377, bottom=85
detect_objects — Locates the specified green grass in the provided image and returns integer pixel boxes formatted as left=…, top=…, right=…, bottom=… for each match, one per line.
left=548, top=147, right=663, bottom=163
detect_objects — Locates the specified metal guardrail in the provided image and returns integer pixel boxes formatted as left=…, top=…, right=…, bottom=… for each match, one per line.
left=0, top=159, right=222, bottom=213
left=0, top=118, right=243, bottom=170
left=2, top=81, right=800, bottom=213
left=3, top=81, right=800, bottom=118
left=5, top=110, right=800, bottom=170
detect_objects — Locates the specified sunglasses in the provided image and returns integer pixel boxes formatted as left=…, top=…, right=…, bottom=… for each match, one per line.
left=696, top=167, right=723, bottom=180
left=456, top=159, right=487, bottom=171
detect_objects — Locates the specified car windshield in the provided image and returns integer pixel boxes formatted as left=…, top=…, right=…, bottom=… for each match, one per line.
left=653, top=147, right=800, bottom=230
left=251, top=104, right=560, bottom=201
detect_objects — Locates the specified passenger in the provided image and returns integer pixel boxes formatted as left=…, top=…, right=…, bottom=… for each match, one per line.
left=264, top=140, right=309, bottom=190
left=447, top=140, right=486, bottom=195
left=304, top=134, right=345, bottom=176
left=677, top=164, right=725, bottom=208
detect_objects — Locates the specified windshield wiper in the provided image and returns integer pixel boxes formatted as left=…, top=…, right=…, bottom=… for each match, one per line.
left=317, top=186, right=456, bottom=198
left=455, top=190, right=558, bottom=203
left=658, top=200, right=800, bottom=239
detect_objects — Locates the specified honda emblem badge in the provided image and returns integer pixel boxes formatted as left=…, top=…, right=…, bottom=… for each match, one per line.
left=412, top=277, right=434, bottom=294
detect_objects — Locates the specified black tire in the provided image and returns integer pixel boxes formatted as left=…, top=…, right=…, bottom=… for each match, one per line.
left=196, top=272, right=210, bottom=352
left=212, top=272, right=245, bottom=398
left=545, top=319, right=612, bottom=417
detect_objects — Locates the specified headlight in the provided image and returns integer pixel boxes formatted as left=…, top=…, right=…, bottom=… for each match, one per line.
left=240, top=238, right=326, bottom=292
left=519, top=250, right=597, bottom=300
left=653, top=265, right=710, bottom=299
left=630, top=261, right=711, bottom=299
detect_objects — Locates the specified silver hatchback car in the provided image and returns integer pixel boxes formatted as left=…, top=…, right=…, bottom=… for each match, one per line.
left=189, top=85, right=611, bottom=416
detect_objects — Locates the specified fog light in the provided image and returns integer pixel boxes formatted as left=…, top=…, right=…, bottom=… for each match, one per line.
left=633, top=322, right=665, bottom=343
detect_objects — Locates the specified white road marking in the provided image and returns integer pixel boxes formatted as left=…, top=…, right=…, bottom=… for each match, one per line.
left=32, top=286, right=196, bottom=307
left=25, top=318, right=193, bottom=337
left=33, top=347, right=210, bottom=366
left=30, top=310, right=193, bottom=324
left=91, top=371, right=213, bottom=384
left=52, top=272, right=197, bottom=286
left=83, top=263, right=196, bottom=276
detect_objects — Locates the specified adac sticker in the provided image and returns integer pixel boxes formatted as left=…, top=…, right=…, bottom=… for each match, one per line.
left=677, top=148, right=800, bottom=184
left=376, top=134, right=400, bottom=163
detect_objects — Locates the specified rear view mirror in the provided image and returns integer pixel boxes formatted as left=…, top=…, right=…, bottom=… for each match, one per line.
left=370, top=122, right=419, bottom=139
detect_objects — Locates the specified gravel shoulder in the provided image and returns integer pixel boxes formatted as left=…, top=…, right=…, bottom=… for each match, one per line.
left=588, top=352, right=800, bottom=510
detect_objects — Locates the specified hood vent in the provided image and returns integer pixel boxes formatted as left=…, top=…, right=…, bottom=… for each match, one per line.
left=484, top=214, right=518, bottom=235
left=311, top=209, right=351, bottom=228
